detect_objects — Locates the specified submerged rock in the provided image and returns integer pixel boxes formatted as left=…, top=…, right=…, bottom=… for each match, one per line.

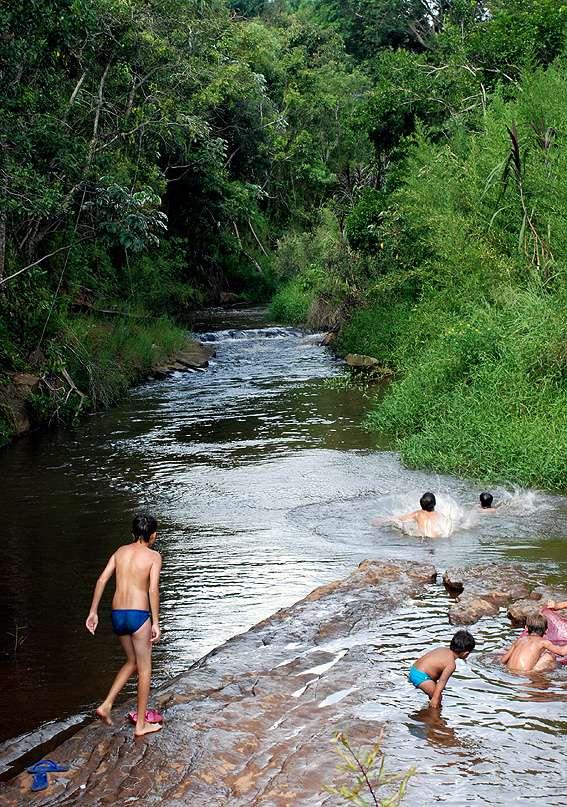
left=443, top=564, right=533, bottom=625
left=1, top=560, right=435, bottom=806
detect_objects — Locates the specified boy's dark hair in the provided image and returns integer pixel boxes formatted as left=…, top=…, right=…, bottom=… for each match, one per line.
left=450, top=630, right=476, bottom=654
left=132, top=513, right=158, bottom=542
left=479, top=492, right=494, bottom=509
left=526, top=614, right=547, bottom=636
left=420, top=492, right=436, bottom=512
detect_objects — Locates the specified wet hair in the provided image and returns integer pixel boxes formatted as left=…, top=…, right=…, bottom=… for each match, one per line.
left=132, top=513, right=158, bottom=542
left=527, top=614, right=547, bottom=637
left=420, top=492, right=436, bottom=512
left=479, top=492, right=494, bottom=509
left=450, top=630, right=476, bottom=654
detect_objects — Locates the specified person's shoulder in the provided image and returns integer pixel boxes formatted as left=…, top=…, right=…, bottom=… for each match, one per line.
left=147, top=547, right=162, bottom=561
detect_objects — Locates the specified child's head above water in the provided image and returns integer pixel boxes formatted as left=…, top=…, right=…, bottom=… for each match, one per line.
left=420, top=492, right=436, bottom=512
left=450, top=629, right=476, bottom=658
left=526, top=614, right=547, bottom=636
left=479, top=491, right=494, bottom=509
left=132, top=513, right=158, bottom=543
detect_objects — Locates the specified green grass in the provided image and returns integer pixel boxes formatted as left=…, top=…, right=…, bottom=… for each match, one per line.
left=269, top=277, right=314, bottom=324
left=54, top=314, right=188, bottom=411
left=356, top=288, right=567, bottom=490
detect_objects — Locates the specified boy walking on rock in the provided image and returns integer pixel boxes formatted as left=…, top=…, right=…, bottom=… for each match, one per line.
left=86, top=514, right=162, bottom=736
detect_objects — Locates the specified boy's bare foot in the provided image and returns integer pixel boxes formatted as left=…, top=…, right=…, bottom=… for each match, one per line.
left=134, top=721, right=162, bottom=737
left=96, top=705, right=113, bottom=726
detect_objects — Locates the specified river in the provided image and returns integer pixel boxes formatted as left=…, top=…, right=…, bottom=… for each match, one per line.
left=1, top=308, right=566, bottom=803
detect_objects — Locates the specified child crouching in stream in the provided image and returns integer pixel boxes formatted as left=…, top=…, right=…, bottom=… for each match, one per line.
left=408, top=630, right=476, bottom=708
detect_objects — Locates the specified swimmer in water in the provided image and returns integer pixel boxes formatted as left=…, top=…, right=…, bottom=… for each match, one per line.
left=395, top=492, right=443, bottom=537
left=501, top=614, right=567, bottom=673
left=479, top=491, right=496, bottom=511
left=408, top=630, right=476, bottom=709
left=86, top=514, right=163, bottom=737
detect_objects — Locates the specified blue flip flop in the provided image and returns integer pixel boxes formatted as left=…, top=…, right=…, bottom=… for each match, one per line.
left=30, top=771, right=49, bottom=792
left=27, top=760, right=70, bottom=774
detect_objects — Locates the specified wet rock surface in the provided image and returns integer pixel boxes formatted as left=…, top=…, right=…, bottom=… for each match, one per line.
left=507, top=585, right=567, bottom=626
left=150, top=340, right=215, bottom=378
left=443, top=564, right=534, bottom=625
left=1, top=560, right=435, bottom=806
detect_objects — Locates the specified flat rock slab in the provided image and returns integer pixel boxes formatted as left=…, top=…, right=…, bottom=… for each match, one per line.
left=1, top=560, right=435, bottom=806
left=149, top=341, right=216, bottom=379
left=443, top=564, right=534, bottom=625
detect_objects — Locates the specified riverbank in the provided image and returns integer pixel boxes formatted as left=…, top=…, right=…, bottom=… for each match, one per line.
left=0, top=314, right=214, bottom=447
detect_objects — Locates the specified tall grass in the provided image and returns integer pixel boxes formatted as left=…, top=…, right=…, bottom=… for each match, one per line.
left=275, top=64, right=567, bottom=489
left=50, top=314, right=187, bottom=410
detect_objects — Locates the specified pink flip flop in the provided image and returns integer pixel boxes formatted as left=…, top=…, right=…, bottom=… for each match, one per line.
left=127, top=709, right=163, bottom=724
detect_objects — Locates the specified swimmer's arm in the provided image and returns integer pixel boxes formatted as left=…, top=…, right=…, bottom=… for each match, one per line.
left=149, top=553, right=162, bottom=644
left=500, top=641, right=516, bottom=664
left=542, top=640, right=567, bottom=657
left=86, top=553, right=116, bottom=634
left=430, top=662, right=455, bottom=709
left=396, top=510, right=418, bottom=523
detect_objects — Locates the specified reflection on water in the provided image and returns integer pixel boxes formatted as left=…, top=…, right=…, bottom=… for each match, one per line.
left=0, top=307, right=566, bottom=802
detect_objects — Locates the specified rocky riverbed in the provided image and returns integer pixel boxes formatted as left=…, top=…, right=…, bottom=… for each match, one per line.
left=2, top=560, right=564, bottom=806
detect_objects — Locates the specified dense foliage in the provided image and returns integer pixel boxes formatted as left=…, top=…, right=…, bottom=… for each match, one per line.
left=1, top=0, right=566, bottom=486
left=268, top=1, right=567, bottom=488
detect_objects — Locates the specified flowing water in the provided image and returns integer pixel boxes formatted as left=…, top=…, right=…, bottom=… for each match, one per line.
left=1, top=308, right=566, bottom=803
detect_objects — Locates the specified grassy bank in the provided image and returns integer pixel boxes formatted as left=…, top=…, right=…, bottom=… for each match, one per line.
left=270, top=63, right=567, bottom=491
left=0, top=314, right=187, bottom=444
left=338, top=290, right=567, bottom=489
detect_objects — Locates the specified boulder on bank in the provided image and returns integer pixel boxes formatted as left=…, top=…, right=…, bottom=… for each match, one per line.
left=345, top=352, right=380, bottom=369
left=149, top=341, right=216, bottom=379
left=443, top=564, right=533, bottom=625
left=219, top=291, right=241, bottom=306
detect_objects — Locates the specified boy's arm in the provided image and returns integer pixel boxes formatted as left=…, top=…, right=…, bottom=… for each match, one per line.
left=396, top=510, right=417, bottom=523
left=86, top=554, right=116, bottom=634
left=430, top=662, right=455, bottom=709
left=149, top=553, right=162, bottom=644
left=542, top=640, right=567, bottom=657
left=546, top=600, right=567, bottom=610
left=500, top=641, right=515, bottom=664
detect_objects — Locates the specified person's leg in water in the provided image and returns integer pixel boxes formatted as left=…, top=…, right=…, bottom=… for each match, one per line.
left=418, top=678, right=441, bottom=706
left=96, top=635, right=137, bottom=725
left=132, top=619, right=161, bottom=736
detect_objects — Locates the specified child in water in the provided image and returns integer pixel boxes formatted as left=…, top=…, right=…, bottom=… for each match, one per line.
left=479, top=491, right=496, bottom=511
left=408, top=630, right=476, bottom=708
left=86, top=514, right=162, bottom=737
left=501, top=614, right=567, bottom=672
left=396, top=492, right=443, bottom=538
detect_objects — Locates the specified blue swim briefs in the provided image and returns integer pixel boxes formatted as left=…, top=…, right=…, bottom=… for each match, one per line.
left=408, top=665, right=432, bottom=688
left=111, top=609, right=150, bottom=636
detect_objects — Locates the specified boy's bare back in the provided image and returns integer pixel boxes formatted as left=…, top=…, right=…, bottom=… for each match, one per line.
left=113, top=543, right=160, bottom=611
left=502, top=635, right=564, bottom=672
left=415, top=647, right=456, bottom=680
